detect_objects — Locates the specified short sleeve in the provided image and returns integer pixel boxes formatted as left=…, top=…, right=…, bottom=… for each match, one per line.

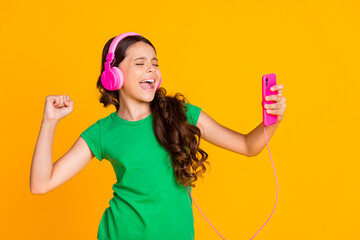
left=184, top=102, right=202, bottom=126
left=80, top=121, right=103, bottom=161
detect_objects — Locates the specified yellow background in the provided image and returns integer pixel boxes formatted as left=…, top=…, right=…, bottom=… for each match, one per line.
left=1, top=0, right=359, bottom=239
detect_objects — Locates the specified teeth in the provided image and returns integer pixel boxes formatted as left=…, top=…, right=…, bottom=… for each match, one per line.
left=140, top=79, right=155, bottom=83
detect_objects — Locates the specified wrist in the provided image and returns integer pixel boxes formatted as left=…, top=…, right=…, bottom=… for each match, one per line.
left=42, top=117, right=59, bottom=125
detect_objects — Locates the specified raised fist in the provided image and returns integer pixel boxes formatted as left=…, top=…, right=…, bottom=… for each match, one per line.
left=43, top=95, right=74, bottom=121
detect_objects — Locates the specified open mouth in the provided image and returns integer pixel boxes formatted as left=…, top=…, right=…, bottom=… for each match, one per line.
left=139, top=81, right=155, bottom=92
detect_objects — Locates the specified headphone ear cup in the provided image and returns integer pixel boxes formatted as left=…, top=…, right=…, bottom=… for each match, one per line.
left=111, top=67, right=124, bottom=89
left=157, top=77, right=162, bottom=89
left=101, top=67, right=124, bottom=91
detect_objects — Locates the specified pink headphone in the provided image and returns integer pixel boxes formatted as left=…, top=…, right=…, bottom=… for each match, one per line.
left=101, top=32, right=162, bottom=91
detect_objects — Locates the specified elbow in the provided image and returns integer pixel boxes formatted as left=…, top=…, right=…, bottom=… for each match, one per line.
left=245, top=147, right=258, bottom=158
left=30, top=184, right=48, bottom=195
left=246, top=152, right=257, bottom=157
left=31, top=188, right=47, bottom=195
left=245, top=137, right=259, bottom=157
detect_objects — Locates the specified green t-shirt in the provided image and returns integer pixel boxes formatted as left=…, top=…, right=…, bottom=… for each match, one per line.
left=80, top=102, right=201, bottom=240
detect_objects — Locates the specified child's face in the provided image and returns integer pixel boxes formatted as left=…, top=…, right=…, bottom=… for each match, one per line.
left=118, top=41, right=161, bottom=103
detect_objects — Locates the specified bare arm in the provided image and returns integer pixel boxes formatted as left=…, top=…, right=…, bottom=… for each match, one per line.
left=196, top=110, right=251, bottom=157
left=30, top=118, right=58, bottom=194
left=196, top=83, right=286, bottom=157
left=30, top=117, right=94, bottom=194
left=30, top=94, right=94, bottom=194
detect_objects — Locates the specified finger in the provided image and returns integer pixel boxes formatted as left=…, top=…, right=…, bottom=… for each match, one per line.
left=265, top=103, right=277, bottom=109
left=265, top=95, right=279, bottom=101
left=267, top=95, right=286, bottom=103
left=266, top=109, right=274, bottom=114
left=62, top=95, right=67, bottom=106
left=266, top=101, right=284, bottom=109
left=59, top=96, right=64, bottom=107
left=62, top=95, right=66, bottom=107
left=266, top=109, right=281, bottom=115
left=271, top=84, right=283, bottom=91
left=54, top=96, right=60, bottom=107
left=65, top=96, right=72, bottom=106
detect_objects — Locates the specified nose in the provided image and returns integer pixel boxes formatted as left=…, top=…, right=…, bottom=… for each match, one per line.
left=146, top=63, right=156, bottom=72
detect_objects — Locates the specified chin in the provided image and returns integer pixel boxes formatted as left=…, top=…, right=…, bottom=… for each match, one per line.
left=144, top=96, right=155, bottom=102
left=139, top=93, right=155, bottom=102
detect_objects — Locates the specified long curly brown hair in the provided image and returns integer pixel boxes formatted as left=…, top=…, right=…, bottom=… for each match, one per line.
left=96, top=34, right=210, bottom=187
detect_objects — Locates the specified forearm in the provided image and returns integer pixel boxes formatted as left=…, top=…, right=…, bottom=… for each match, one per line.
left=30, top=118, right=58, bottom=194
left=246, top=120, right=281, bottom=157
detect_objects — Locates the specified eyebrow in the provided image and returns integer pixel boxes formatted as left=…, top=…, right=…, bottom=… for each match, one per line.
left=133, top=57, right=158, bottom=61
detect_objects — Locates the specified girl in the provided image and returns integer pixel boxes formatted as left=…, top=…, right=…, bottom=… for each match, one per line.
left=30, top=33, right=286, bottom=240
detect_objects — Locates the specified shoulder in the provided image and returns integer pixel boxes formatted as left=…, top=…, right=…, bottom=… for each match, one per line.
left=184, top=102, right=202, bottom=126
left=81, top=112, right=113, bottom=134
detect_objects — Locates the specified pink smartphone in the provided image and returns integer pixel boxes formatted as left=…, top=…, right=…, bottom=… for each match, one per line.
left=262, top=73, right=278, bottom=126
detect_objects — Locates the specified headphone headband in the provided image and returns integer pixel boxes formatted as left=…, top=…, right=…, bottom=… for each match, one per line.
left=106, top=32, right=141, bottom=62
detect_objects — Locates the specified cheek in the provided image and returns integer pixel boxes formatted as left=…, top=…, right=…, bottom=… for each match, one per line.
left=125, top=67, right=142, bottom=79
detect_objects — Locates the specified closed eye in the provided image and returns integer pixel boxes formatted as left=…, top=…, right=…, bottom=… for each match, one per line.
left=136, top=64, right=159, bottom=66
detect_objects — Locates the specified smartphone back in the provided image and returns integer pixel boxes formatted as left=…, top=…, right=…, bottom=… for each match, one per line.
left=262, top=73, right=278, bottom=126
